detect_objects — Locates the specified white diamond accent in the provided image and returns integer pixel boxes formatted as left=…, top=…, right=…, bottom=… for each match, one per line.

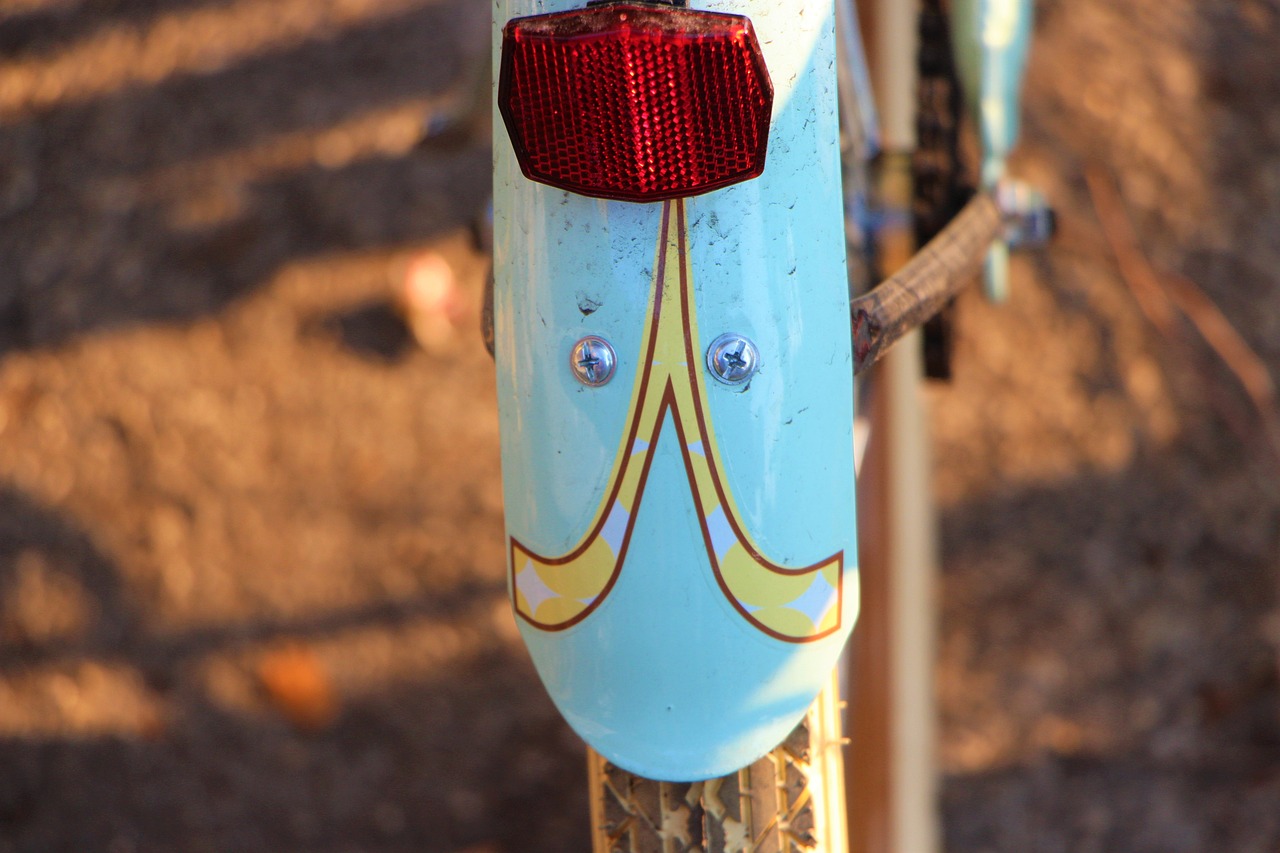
left=600, top=502, right=629, bottom=555
left=706, top=505, right=735, bottom=561
left=788, top=571, right=839, bottom=628
left=515, top=559, right=559, bottom=615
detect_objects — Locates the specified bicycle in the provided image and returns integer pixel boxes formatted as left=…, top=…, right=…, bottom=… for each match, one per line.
left=481, top=0, right=1043, bottom=849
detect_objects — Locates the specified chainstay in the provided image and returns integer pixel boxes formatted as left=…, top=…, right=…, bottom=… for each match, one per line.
left=851, top=190, right=1002, bottom=374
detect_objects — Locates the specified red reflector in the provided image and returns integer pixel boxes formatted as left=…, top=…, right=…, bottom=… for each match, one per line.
left=498, top=3, right=773, bottom=202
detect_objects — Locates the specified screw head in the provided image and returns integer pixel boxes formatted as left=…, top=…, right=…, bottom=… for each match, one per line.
left=706, top=333, right=759, bottom=385
left=570, top=336, right=617, bottom=387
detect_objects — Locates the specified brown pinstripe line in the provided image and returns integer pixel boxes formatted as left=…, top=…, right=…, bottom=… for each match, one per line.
left=513, top=199, right=842, bottom=643
left=664, top=384, right=842, bottom=644
left=672, top=200, right=844, bottom=641
left=510, top=200, right=674, bottom=631
left=514, top=379, right=674, bottom=633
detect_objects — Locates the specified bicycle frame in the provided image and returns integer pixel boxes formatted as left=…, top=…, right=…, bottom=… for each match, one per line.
left=491, top=0, right=859, bottom=782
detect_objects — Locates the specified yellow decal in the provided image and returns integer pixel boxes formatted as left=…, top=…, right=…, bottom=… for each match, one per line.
left=511, top=200, right=843, bottom=642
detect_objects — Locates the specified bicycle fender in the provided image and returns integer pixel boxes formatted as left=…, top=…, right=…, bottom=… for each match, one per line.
left=492, top=0, right=857, bottom=782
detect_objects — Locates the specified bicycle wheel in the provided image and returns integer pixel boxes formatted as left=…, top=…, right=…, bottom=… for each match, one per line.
left=588, top=672, right=849, bottom=853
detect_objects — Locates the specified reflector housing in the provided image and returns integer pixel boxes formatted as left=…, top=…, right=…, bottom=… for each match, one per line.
left=498, top=3, right=773, bottom=202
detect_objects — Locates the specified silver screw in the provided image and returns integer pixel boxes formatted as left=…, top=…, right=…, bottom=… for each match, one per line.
left=706, top=333, right=759, bottom=385
left=570, top=336, right=617, bottom=387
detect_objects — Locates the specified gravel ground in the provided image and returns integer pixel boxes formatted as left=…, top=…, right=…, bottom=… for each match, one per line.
left=0, top=0, right=1277, bottom=851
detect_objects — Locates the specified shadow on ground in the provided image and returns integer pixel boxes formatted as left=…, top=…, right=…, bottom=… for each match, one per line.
left=0, top=0, right=489, bottom=354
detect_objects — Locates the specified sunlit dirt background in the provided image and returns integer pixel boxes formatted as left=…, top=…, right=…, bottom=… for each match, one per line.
left=0, top=0, right=1278, bottom=851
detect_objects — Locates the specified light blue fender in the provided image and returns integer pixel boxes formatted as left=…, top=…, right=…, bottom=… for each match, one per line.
left=951, top=0, right=1033, bottom=302
left=492, top=0, right=857, bottom=782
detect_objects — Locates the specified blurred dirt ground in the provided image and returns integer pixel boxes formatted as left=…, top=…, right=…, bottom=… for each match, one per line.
left=0, top=0, right=1278, bottom=851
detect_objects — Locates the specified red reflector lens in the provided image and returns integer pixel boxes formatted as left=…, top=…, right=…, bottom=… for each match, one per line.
left=499, top=3, right=773, bottom=202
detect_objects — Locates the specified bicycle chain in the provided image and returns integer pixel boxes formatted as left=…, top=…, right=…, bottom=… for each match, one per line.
left=914, top=0, right=973, bottom=381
